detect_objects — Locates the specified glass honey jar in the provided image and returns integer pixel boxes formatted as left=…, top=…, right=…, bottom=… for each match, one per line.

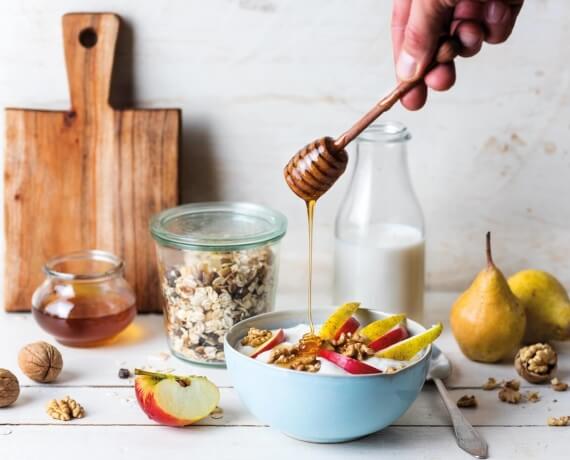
left=31, top=250, right=137, bottom=347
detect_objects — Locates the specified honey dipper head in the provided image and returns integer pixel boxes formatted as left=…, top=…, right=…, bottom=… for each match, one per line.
left=284, top=137, right=348, bottom=202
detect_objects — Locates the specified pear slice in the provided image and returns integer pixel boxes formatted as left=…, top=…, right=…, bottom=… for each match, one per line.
left=318, top=302, right=360, bottom=340
left=359, top=314, right=407, bottom=341
left=375, top=322, right=443, bottom=360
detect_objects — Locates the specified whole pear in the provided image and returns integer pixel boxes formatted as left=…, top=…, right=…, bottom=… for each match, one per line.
left=508, top=270, right=570, bottom=344
left=450, top=233, right=526, bottom=363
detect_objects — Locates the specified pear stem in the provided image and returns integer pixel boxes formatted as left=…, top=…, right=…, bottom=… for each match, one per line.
left=486, top=231, right=495, bottom=268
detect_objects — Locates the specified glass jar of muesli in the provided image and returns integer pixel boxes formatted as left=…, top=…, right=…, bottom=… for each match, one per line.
left=151, top=202, right=287, bottom=365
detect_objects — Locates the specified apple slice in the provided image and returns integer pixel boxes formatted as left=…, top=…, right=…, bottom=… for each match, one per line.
left=134, top=369, right=220, bottom=427
left=334, top=316, right=360, bottom=340
left=319, top=302, right=360, bottom=340
left=318, top=349, right=381, bottom=375
left=359, top=314, right=407, bottom=341
left=250, top=329, right=285, bottom=358
left=368, top=323, right=409, bottom=352
left=375, top=323, right=443, bottom=360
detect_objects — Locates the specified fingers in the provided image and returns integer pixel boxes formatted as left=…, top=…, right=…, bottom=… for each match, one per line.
left=483, top=0, right=523, bottom=44
left=400, top=83, right=428, bottom=111
left=395, top=0, right=457, bottom=81
left=455, top=20, right=484, bottom=57
left=425, top=62, right=456, bottom=91
left=391, top=0, right=412, bottom=64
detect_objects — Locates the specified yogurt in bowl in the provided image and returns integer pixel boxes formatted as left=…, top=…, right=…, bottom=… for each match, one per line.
left=224, top=308, right=437, bottom=443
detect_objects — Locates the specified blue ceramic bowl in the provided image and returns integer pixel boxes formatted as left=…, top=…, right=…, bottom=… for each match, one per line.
left=224, top=308, right=431, bottom=443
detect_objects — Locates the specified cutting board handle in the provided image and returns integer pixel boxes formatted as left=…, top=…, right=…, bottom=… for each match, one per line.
left=62, top=13, right=119, bottom=114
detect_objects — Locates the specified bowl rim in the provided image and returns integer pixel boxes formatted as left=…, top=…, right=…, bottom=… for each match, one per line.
left=224, top=308, right=432, bottom=380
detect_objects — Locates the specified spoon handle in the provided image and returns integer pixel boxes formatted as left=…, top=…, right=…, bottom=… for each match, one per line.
left=434, top=378, right=489, bottom=459
left=333, top=36, right=461, bottom=151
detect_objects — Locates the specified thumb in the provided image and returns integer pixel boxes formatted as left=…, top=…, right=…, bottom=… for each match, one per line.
left=397, top=0, right=456, bottom=81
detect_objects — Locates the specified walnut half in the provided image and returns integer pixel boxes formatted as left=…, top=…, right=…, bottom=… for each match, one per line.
left=514, top=343, right=557, bottom=384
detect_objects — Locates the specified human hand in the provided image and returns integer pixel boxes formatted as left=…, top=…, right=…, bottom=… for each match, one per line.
left=391, top=0, right=524, bottom=110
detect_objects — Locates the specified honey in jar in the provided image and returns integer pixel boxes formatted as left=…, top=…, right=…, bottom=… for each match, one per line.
left=32, top=250, right=136, bottom=347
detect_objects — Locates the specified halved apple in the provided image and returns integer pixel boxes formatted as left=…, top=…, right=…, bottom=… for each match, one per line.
left=359, top=314, right=407, bottom=341
left=134, top=369, right=220, bottom=427
left=319, top=302, right=360, bottom=340
left=250, top=329, right=285, bottom=358
left=318, top=349, right=381, bottom=375
left=334, top=316, right=360, bottom=340
left=375, top=322, right=443, bottom=360
left=368, top=322, right=409, bottom=352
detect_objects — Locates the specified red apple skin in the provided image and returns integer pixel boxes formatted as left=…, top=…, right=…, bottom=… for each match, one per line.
left=250, top=328, right=285, bottom=358
left=135, top=376, right=192, bottom=427
left=334, top=317, right=360, bottom=340
left=318, top=349, right=381, bottom=375
left=368, top=324, right=409, bottom=352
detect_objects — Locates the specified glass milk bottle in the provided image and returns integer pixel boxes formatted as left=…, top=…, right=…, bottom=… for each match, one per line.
left=333, top=121, right=425, bottom=322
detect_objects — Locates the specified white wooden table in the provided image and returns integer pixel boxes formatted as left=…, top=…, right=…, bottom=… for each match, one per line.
left=1, top=292, right=568, bottom=459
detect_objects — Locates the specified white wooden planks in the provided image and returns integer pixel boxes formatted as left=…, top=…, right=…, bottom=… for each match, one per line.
left=1, top=292, right=569, bottom=460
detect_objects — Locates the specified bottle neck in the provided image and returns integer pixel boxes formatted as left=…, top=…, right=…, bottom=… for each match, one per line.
left=352, top=138, right=411, bottom=195
left=335, top=124, right=424, bottom=239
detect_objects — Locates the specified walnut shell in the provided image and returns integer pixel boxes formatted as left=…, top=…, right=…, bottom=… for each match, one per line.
left=514, top=343, right=557, bottom=384
left=18, top=341, right=63, bottom=383
left=0, top=369, right=20, bottom=407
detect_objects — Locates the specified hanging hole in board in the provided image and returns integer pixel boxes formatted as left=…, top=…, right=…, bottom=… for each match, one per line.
left=79, top=28, right=97, bottom=48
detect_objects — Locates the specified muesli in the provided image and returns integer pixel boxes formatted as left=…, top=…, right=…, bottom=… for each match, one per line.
left=161, top=246, right=277, bottom=363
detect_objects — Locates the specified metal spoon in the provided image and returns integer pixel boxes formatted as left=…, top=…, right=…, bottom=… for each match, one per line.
left=428, top=346, right=489, bottom=459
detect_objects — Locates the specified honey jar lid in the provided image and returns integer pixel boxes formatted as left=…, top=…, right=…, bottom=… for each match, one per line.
left=150, top=202, right=287, bottom=251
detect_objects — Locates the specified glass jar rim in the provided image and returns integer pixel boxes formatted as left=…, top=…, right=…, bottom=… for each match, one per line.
left=357, top=121, right=411, bottom=144
left=150, top=201, right=288, bottom=251
left=44, top=250, right=124, bottom=281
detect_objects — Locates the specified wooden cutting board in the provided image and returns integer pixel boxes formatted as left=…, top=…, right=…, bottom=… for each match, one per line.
left=4, top=13, right=179, bottom=312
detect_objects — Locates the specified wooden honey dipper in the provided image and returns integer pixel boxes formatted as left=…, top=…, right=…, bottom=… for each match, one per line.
left=284, top=37, right=461, bottom=202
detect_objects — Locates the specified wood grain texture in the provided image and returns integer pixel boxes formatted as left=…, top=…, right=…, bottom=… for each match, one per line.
left=4, top=13, right=179, bottom=312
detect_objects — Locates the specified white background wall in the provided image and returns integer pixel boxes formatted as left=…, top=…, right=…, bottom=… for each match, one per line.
left=1, top=0, right=569, bottom=306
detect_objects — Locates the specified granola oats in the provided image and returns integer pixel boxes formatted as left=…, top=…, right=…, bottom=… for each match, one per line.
left=547, top=416, right=569, bottom=427
left=551, top=378, right=568, bottom=392
left=161, top=247, right=277, bottom=363
left=456, top=395, right=478, bottom=408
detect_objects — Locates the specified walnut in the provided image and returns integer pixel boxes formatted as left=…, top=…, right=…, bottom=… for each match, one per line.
left=504, top=379, right=520, bottom=391
left=551, top=378, right=568, bottom=392
left=0, top=369, right=20, bottom=408
left=482, top=377, right=502, bottom=391
left=499, top=387, right=521, bottom=404
left=330, top=332, right=374, bottom=360
left=268, top=344, right=320, bottom=373
left=526, top=391, right=540, bottom=403
left=384, top=366, right=401, bottom=374
left=18, top=341, right=63, bottom=383
left=456, top=395, right=477, bottom=408
left=241, top=328, right=272, bottom=347
left=46, top=396, right=85, bottom=421
left=547, top=416, right=569, bottom=427
left=515, top=343, right=557, bottom=384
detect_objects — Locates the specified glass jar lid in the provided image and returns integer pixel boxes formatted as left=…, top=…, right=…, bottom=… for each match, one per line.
left=150, top=202, right=287, bottom=251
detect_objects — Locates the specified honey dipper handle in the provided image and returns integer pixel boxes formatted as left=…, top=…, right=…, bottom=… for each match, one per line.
left=334, top=36, right=462, bottom=151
